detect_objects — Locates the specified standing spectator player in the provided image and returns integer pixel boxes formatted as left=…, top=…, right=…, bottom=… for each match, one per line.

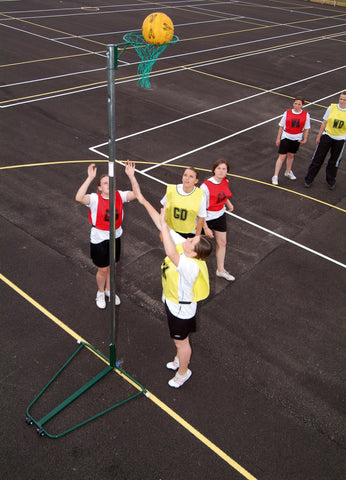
left=272, top=97, right=310, bottom=185
left=161, top=167, right=207, bottom=237
left=200, top=159, right=235, bottom=282
left=75, top=163, right=136, bottom=309
left=304, top=91, right=346, bottom=190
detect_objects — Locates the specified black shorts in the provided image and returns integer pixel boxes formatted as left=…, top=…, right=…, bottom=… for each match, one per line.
left=165, top=303, right=196, bottom=340
left=175, top=231, right=195, bottom=238
left=206, top=213, right=227, bottom=233
left=278, top=138, right=300, bottom=154
left=90, top=237, right=121, bottom=268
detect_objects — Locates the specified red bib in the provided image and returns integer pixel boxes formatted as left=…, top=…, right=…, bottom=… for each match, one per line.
left=285, top=109, right=307, bottom=134
left=88, top=192, right=123, bottom=230
left=203, top=178, right=232, bottom=212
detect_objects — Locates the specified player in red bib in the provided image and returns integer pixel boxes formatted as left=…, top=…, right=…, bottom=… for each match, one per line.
left=272, top=97, right=310, bottom=185
left=76, top=163, right=136, bottom=309
left=200, top=159, right=235, bottom=282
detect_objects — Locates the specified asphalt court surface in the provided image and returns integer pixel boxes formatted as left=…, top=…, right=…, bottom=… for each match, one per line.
left=1, top=1, right=345, bottom=479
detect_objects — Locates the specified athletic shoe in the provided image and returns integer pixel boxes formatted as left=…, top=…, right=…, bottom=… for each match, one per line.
left=166, top=357, right=179, bottom=371
left=96, top=291, right=106, bottom=309
left=168, top=369, right=192, bottom=388
left=304, top=182, right=312, bottom=188
left=216, top=270, right=235, bottom=281
left=272, top=176, right=278, bottom=185
left=328, top=183, right=335, bottom=190
left=105, top=291, right=121, bottom=305
left=284, top=170, right=296, bottom=180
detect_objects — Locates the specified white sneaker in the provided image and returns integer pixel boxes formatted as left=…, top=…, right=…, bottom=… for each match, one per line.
left=166, top=356, right=179, bottom=371
left=96, top=291, right=106, bottom=309
left=272, top=175, right=278, bottom=185
left=284, top=170, right=296, bottom=180
left=105, top=291, right=121, bottom=305
left=216, top=270, right=235, bottom=281
left=168, top=369, right=192, bottom=388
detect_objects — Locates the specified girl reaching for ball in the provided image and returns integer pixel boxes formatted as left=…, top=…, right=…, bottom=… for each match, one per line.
left=75, top=162, right=136, bottom=309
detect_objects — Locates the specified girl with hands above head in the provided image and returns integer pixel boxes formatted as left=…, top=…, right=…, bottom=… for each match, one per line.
left=75, top=162, right=136, bottom=309
left=126, top=165, right=212, bottom=389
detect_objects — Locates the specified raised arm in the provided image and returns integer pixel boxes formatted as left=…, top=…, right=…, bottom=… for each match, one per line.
left=75, top=163, right=97, bottom=205
left=159, top=205, right=180, bottom=266
left=124, top=160, right=161, bottom=231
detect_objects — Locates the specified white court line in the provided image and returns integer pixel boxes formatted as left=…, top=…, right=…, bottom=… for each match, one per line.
left=228, top=212, right=346, bottom=268
left=89, top=67, right=345, bottom=155
left=2, top=0, right=342, bottom=22
left=88, top=158, right=345, bottom=269
left=89, top=84, right=346, bottom=269
left=1, top=26, right=344, bottom=107
left=0, top=21, right=107, bottom=58
left=54, top=17, right=246, bottom=40
left=0, top=23, right=338, bottom=89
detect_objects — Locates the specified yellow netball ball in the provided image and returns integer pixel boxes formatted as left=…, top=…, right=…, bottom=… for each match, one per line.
left=142, top=12, right=174, bottom=45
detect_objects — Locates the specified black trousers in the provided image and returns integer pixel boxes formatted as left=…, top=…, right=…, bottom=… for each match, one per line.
left=305, top=135, right=345, bottom=186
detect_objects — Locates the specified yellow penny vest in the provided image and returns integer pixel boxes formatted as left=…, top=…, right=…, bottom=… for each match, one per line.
left=161, top=243, right=210, bottom=303
left=325, top=104, right=346, bottom=137
left=165, top=185, right=204, bottom=234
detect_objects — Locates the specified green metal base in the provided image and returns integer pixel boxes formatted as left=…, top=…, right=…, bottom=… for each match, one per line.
left=25, top=342, right=146, bottom=439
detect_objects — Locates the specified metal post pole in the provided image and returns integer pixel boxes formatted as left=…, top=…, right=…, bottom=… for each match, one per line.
left=107, top=44, right=117, bottom=368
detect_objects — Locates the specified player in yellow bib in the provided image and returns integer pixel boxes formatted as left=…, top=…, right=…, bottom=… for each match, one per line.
left=161, top=167, right=207, bottom=237
left=305, top=92, right=346, bottom=190
left=126, top=162, right=212, bottom=389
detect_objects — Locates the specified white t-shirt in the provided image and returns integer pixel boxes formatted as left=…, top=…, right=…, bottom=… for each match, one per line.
left=279, top=109, right=311, bottom=141
left=164, top=230, right=199, bottom=319
left=87, top=191, right=129, bottom=244
left=161, top=184, right=207, bottom=233
left=200, top=177, right=226, bottom=221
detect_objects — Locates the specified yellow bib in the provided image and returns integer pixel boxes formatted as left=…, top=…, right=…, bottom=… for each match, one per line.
left=161, top=243, right=210, bottom=303
left=325, top=104, right=346, bottom=137
left=165, top=185, right=203, bottom=234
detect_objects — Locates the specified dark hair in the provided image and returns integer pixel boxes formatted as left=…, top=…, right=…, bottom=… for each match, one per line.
left=294, top=96, right=305, bottom=105
left=211, top=158, right=230, bottom=175
left=194, top=235, right=213, bottom=260
left=184, top=167, right=199, bottom=180
left=340, top=92, right=346, bottom=97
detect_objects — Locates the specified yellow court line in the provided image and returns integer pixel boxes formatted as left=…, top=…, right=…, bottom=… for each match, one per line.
left=0, top=51, right=105, bottom=69
left=0, top=12, right=106, bottom=47
left=1, top=160, right=345, bottom=213
left=0, top=272, right=257, bottom=480
left=2, top=30, right=344, bottom=107
left=180, top=18, right=346, bottom=43
left=185, top=68, right=328, bottom=108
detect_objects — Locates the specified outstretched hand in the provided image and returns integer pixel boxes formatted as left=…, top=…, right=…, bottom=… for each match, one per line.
left=87, top=163, right=97, bottom=179
left=124, top=159, right=136, bottom=177
left=124, top=160, right=146, bottom=204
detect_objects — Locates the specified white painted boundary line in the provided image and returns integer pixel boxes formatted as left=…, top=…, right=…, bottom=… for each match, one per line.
left=2, top=26, right=328, bottom=88
left=228, top=212, right=346, bottom=268
left=89, top=80, right=346, bottom=269
left=89, top=67, right=345, bottom=158
left=87, top=155, right=345, bottom=269
left=1, top=23, right=345, bottom=107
